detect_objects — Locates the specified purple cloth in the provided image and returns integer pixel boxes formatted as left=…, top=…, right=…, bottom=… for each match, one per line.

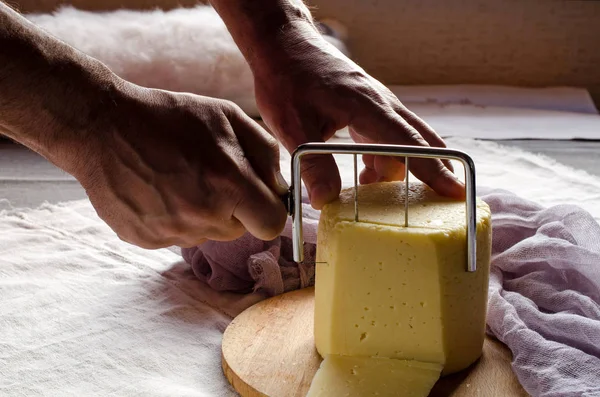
left=481, top=188, right=600, bottom=397
left=181, top=188, right=600, bottom=396
left=181, top=191, right=320, bottom=296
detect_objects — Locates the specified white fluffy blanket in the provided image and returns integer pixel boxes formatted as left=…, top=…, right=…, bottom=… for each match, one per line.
left=25, top=5, right=348, bottom=117
left=24, top=6, right=600, bottom=141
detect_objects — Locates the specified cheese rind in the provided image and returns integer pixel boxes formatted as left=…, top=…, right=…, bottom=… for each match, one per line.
left=306, top=355, right=442, bottom=397
left=314, top=182, right=491, bottom=375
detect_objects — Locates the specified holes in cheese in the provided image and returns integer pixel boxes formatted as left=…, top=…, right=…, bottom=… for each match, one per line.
left=313, top=181, right=492, bottom=378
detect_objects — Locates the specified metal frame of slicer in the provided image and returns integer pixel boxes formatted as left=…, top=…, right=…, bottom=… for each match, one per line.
left=283, top=143, right=478, bottom=272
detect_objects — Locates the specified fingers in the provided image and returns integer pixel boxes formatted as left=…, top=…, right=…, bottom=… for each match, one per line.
left=299, top=152, right=341, bottom=209
left=359, top=167, right=378, bottom=185
left=177, top=239, right=207, bottom=249
left=351, top=108, right=465, bottom=199
left=172, top=214, right=247, bottom=246
left=218, top=103, right=288, bottom=240
left=360, top=154, right=378, bottom=184
left=276, top=116, right=342, bottom=210
left=361, top=154, right=405, bottom=184
left=116, top=211, right=247, bottom=249
left=396, top=106, right=454, bottom=173
left=226, top=104, right=290, bottom=196
left=410, top=157, right=465, bottom=199
left=231, top=177, right=288, bottom=241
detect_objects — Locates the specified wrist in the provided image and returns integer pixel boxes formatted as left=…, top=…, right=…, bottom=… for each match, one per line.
left=0, top=3, right=125, bottom=176
left=248, top=19, right=324, bottom=74
left=43, top=66, right=126, bottom=178
left=11, top=64, right=126, bottom=181
left=210, top=0, right=321, bottom=71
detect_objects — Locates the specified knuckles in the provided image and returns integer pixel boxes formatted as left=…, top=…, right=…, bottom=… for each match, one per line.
left=89, top=90, right=288, bottom=249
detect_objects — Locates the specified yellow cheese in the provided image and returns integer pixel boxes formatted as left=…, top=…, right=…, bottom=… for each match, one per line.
left=306, top=354, right=442, bottom=397
left=314, top=181, right=492, bottom=375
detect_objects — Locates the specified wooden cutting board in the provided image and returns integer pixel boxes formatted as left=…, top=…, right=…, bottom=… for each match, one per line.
left=221, top=287, right=529, bottom=397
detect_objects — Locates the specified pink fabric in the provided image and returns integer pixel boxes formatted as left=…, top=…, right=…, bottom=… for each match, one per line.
left=181, top=191, right=319, bottom=296
left=181, top=188, right=600, bottom=396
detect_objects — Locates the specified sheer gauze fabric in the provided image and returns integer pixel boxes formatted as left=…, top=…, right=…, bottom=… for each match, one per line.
left=182, top=187, right=600, bottom=397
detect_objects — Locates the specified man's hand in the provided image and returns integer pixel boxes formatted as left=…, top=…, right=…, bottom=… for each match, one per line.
left=1, top=3, right=288, bottom=248
left=211, top=0, right=465, bottom=209
left=75, top=85, right=289, bottom=248
left=253, top=33, right=464, bottom=208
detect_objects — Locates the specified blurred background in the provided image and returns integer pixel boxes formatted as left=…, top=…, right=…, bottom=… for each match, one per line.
left=11, top=0, right=600, bottom=105
left=2, top=0, right=600, bottom=207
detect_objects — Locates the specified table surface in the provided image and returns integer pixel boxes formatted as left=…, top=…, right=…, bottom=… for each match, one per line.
left=222, top=287, right=529, bottom=397
left=1, top=140, right=599, bottom=208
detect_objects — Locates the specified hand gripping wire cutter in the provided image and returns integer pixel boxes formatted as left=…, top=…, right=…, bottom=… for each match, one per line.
left=280, top=143, right=478, bottom=272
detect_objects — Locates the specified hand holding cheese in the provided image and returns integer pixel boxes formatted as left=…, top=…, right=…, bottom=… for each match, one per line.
left=308, top=181, right=492, bottom=396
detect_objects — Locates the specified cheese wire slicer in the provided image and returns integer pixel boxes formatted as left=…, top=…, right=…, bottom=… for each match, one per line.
left=281, top=142, right=478, bottom=272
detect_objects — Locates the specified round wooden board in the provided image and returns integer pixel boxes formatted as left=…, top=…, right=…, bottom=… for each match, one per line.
left=222, top=287, right=529, bottom=397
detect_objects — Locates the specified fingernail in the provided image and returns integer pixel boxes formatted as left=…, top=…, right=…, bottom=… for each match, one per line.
left=311, top=183, right=335, bottom=209
left=451, top=170, right=465, bottom=185
left=275, top=171, right=290, bottom=194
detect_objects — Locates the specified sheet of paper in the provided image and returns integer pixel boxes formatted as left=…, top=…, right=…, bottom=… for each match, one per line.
left=390, top=85, right=599, bottom=115
left=334, top=102, right=600, bottom=140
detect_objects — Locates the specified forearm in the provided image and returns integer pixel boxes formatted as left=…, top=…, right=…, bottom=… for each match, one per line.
left=0, top=3, right=121, bottom=169
left=209, top=0, right=321, bottom=71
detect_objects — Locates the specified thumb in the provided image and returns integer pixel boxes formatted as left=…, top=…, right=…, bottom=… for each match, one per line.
left=228, top=108, right=290, bottom=196
left=278, top=121, right=341, bottom=210
left=298, top=149, right=341, bottom=210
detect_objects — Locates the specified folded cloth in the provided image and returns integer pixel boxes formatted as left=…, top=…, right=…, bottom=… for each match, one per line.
left=182, top=191, right=320, bottom=297
left=181, top=187, right=600, bottom=397
left=482, top=187, right=600, bottom=397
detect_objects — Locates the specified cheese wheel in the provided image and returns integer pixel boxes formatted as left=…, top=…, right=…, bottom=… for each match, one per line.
left=314, top=181, right=492, bottom=375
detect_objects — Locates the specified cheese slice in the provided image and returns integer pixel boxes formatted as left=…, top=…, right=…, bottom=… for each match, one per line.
left=306, top=355, right=442, bottom=397
left=314, top=181, right=492, bottom=375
